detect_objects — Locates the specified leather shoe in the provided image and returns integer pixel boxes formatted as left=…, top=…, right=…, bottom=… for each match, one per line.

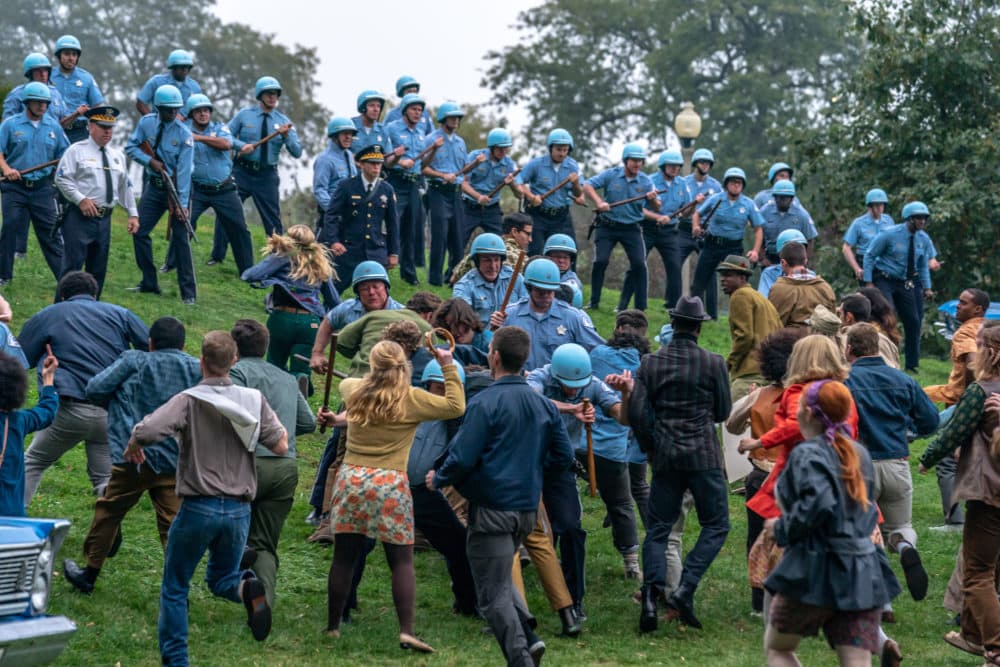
left=63, top=559, right=98, bottom=594
left=159, top=263, right=173, bottom=273
left=241, top=574, right=271, bottom=641
left=182, top=298, right=196, bottom=306
left=666, top=587, right=702, bottom=629
left=206, top=258, right=221, bottom=266
left=639, top=584, right=658, bottom=633
left=558, top=605, right=581, bottom=637
left=572, top=602, right=587, bottom=623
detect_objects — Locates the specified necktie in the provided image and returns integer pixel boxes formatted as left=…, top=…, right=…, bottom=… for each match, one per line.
left=152, top=123, right=165, bottom=154
left=100, top=147, right=113, bottom=207
left=259, top=113, right=269, bottom=163
left=906, top=233, right=915, bottom=278
left=345, top=150, right=354, bottom=177
left=366, top=182, right=373, bottom=194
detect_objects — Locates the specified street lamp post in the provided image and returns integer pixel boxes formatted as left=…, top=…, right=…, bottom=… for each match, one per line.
left=674, top=102, right=702, bottom=177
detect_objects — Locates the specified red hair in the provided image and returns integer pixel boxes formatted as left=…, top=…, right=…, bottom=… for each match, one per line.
left=804, top=380, right=869, bottom=507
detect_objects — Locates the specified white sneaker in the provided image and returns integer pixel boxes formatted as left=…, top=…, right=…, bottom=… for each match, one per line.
left=929, top=523, right=964, bottom=533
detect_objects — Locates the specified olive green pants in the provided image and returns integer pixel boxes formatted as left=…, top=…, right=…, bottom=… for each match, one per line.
left=248, top=456, right=299, bottom=605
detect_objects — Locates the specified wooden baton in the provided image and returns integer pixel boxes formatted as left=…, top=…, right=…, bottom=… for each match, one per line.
left=293, top=353, right=347, bottom=379
left=527, top=172, right=576, bottom=208
left=0, top=158, right=60, bottom=182
left=607, top=187, right=667, bottom=209
left=319, top=332, right=338, bottom=434
left=490, top=250, right=526, bottom=331
left=485, top=167, right=521, bottom=200
left=582, top=398, right=597, bottom=497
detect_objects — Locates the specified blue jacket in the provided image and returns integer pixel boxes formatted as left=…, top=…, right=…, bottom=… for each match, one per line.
left=844, top=356, right=939, bottom=460
left=0, top=386, right=58, bottom=516
left=434, top=375, right=574, bottom=511
left=242, top=254, right=339, bottom=318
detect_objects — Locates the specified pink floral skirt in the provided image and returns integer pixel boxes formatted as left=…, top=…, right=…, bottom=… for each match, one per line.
left=331, top=464, right=414, bottom=545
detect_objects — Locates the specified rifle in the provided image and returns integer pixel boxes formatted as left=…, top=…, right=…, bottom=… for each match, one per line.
left=658, top=199, right=699, bottom=225
left=527, top=173, right=576, bottom=208
left=319, top=332, right=338, bottom=435
left=490, top=250, right=526, bottom=331
left=582, top=398, right=597, bottom=497
left=484, top=167, right=521, bottom=200
left=138, top=140, right=197, bottom=243
left=0, top=158, right=60, bottom=182
left=694, top=198, right=723, bottom=237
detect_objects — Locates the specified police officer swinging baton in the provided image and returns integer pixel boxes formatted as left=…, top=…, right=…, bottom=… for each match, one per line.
left=138, top=140, right=197, bottom=243
left=586, top=188, right=669, bottom=240
left=0, top=158, right=60, bottom=182
left=526, top=172, right=578, bottom=208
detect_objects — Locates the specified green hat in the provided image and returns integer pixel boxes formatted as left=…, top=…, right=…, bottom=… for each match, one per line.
left=716, top=255, right=752, bottom=275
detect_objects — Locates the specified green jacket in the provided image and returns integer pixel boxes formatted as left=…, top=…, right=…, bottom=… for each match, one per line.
left=728, top=284, right=782, bottom=379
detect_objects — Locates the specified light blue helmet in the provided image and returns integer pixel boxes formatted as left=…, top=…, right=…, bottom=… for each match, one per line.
left=772, top=180, right=796, bottom=197
left=54, top=35, right=82, bottom=55
left=255, top=76, right=281, bottom=99
left=547, top=128, right=574, bottom=151
left=421, top=359, right=466, bottom=386
left=487, top=128, right=513, bottom=148
left=550, top=344, right=592, bottom=388
left=767, top=161, right=793, bottom=183
left=776, top=229, right=807, bottom=253
left=326, top=116, right=357, bottom=137
left=436, top=101, right=464, bottom=123
left=399, top=92, right=425, bottom=112
left=543, top=233, right=577, bottom=256
left=654, top=323, right=674, bottom=346
left=622, top=143, right=647, bottom=161
left=691, top=148, right=715, bottom=165
left=351, top=261, right=390, bottom=290
left=395, top=75, right=420, bottom=97
left=561, top=282, right=583, bottom=309
left=523, top=258, right=561, bottom=291
left=469, top=233, right=506, bottom=259
left=865, top=188, right=888, bottom=206
left=723, top=167, right=747, bottom=185
left=356, top=90, right=386, bottom=114
left=166, top=49, right=194, bottom=68
left=153, top=84, right=184, bottom=109
left=184, top=93, right=212, bottom=116
left=22, top=53, right=52, bottom=78
left=901, top=201, right=930, bottom=220
left=21, top=82, right=51, bottom=103
left=657, top=150, right=684, bottom=168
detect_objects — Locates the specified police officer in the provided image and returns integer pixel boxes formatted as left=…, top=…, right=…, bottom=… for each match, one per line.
left=618, top=150, right=694, bottom=311
left=319, top=144, right=399, bottom=294
left=758, top=179, right=817, bottom=264
left=386, top=93, right=434, bottom=285
left=581, top=143, right=661, bottom=311
left=452, top=233, right=527, bottom=326
left=313, top=117, right=358, bottom=234
left=384, top=76, right=434, bottom=135
left=0, top=82, right=68, bottom=286
left=51, top=35, right=104, bottom=144
left=681, top=148, right=721, bottom=316
left=496, top=258, right=604, bottom=371
left=421, top=102, right=469, bottom=286
left=689, top=167, right=764, bottom=319
left=543, top=234, right=583, bottom=294
left=55, top=106, right=137, bottom=297
left=517, top=128, right=584, bottom=258
left=461, top=128, right=519, bottom=247
left=863, top=201, right=936, bottom=372
left=162, top=94, right=254, bottom=275
left=753, top=161, right=794, bottom=208
left=3, top=53, right=72, bottom=124
left=351, top=90, right=402, bottom=168
left=843, top=188, right=895, bottom=283
left=136, top=50, right=201, bottom=117
left=125, top=84, right=195, bottom=304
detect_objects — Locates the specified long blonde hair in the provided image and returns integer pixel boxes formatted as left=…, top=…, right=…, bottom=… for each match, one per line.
left=784, top=334, right=849, bottom=385
left=345, top=341, right=411, bottom=427
left=263, top=224, right=336, bottom=285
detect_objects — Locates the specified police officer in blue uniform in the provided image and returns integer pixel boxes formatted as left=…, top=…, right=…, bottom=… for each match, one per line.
left=351, top=90, right=402, bottom=168
left=0, top=82, right=69, bottom=286
left=384, top=76, right=434, bottom=135
left=319, top=144, right=400, bottom=294
left=689, top=167, right=764, bottom=319
left=863, top=201, right=936, bottom=372
left=543, top=234, right=583, bottom=294
left=162, top=94, right=254, bottom=275
left=758, top=179, right=817, bottom=264
left=452, top=233, right=527, bottom=326
left=753, top=161, right=795, bottom=209
left=843, top=188, right=895, bottom=283
left=3, top=54, right=72, bottom=125
left=125, top=84, right=195, bottom=303
left=313, top=117, right=358, bottom=235
left=421, top=102, right=469, bottom=285
left=50, top=35, right=104, bottom=144
left=582, top=143, right=661, bottom=311
left=681, top=148, right=721, bottom=316
left=135, top=50, right=201, bottom=117
left=517, top=128, right=584, bottom=259
left=618, top=150, right=694, bottom=311
left=461, top=128, right=519, bottom=247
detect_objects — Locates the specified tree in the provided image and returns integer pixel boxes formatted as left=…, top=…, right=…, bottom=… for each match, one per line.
left=482, top=0, right=857, bottom=186
left=791, top=0, right=1000, bottom=301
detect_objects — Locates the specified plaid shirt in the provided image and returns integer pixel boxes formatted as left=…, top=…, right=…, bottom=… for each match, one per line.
left=629, top=334, right=731, bottom=472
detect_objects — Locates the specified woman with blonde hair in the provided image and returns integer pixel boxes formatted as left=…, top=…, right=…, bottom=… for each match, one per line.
left=321, top=340, right=464, bottom=653
left=242, top=225, right=338, bottom=391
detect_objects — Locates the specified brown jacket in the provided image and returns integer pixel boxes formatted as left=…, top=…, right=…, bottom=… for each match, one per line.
left=768, top=274, right=837, bottom=329
left=728, top=284, right=782, bottom=378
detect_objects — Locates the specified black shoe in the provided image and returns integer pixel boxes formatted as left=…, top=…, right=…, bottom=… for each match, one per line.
left=666, top=587, right=702, bottom=629
left=305, top=508, right=322, bottom=526
left=558, top=605, right=581, bottom=637
left=528, top=639, right=546, bottom=666
left=572, top=602, right=587, bottom=623
left=206, top=258, right=221, bottom=266
left=14, top=252, right=26, bottom=260
left=63, top=559, right=98, bottom=594
left=240, top=546, right=258, bottom=571
left=125, top=284, right=161, bottom=295
left=107, top=528, right=123, bottom=559
left=402, top=277, right=420, bottom=286
left=900, top=546, right=928, bottom=601
left=241, top=574, right=271, bottom=641
left=639, top=584, right=658, bottom=633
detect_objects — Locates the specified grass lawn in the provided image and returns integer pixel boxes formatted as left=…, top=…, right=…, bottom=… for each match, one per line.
left=1, top=212, right=978, bottom=666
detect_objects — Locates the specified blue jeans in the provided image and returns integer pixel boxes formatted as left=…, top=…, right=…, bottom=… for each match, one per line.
left=159, top=496, right=251, bottom=666
left=641, top=468, right=730, bottom=595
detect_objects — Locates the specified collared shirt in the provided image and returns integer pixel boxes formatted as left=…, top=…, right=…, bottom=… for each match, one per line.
left=646, top=171, right=693, bottom=226
left=560, top=269, right=583, bottom=294
left=0, top=112, right=69, bottom=179
left=51, top=66, right=104, bottom=119
left=186, top=119, right=233, bottom=185
left=3, top=83, right=71, bottom=123
left=684, top=173, right=722, bottom=200
left=0, top=322, right=28, bottom=368
left=230, top=357, right=315, bottom=458
left=590, top=345, right=641, bottom=463
left=517, top=154, right=580, bottom=208
left=228, top=105, right=302, bottom=166
left=313, top=141, right=357, bottom=210
left=56, top=137, right=137, bottom=215
left=502, top=298, right=605, bottom=371
left=464, top=149, right=517, bottom=205
left=125, top=114, right=194, bottom=207
left=757, top=264, right=815, bottom=298
left=527, top=365, right=620, bottom=450
left=453, top=264, right=528, bottom=325
left=433, top=375, right=574, bottom=512
left=753, top=187, right=804, bottom=210
left=385, top=119, right=426, bottom=176
left=759, top=201, right=818, bottom=254
left=136, top=73, right=202, bottom=107
left=325, top=296, right=405, bottom=330
left=697, top=192, right=764, bottom=240
left=862, top=223, right=933, bottom=288
left=584, top=166, right=654, bottom=224
left=843, top=211, right=895, bottom=255
left=384, top=106, right=434, bottom=135
left=85, top=348, right=201, bottom=473
left=423, top=128, right=468, bottom=184
left=350, top=117, right=394, bottom=153
left=18, top=295, right=148, bottom=400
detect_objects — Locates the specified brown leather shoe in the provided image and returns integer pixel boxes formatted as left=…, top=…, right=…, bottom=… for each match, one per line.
left=399, top=633, right=434, bottom=653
